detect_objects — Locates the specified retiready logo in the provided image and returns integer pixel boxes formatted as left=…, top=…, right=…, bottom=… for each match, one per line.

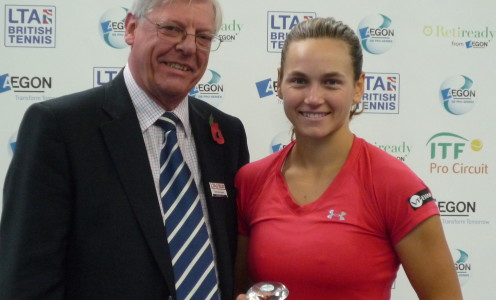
left=359, top=72, right=400, bottom=114
left=267, top=11, right=316, bottom=53
left=439, top=75, right=476, bottom=115
left=189, top=69, right=224, bottom=107
left=358, top=14, right=395, bottom=55
left=4, top=5, right=56, bottom=48
left=93, top=67, right=121, bottom=87
left=423, top=25, right=494, bottom=49
left=372, top=140, right=411, bottom=162
left=218, top=19, right=243, bottom=43
left=99, top=7, right=128, bottom=49
left=426, top=132, right=488, bottom=175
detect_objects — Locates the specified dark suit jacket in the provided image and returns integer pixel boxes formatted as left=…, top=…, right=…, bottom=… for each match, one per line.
left=0, top=71, right=249, bottom=299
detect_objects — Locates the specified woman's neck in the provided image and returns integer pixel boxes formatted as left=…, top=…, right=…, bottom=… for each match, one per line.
left=289, top=130, right=354, bottom=171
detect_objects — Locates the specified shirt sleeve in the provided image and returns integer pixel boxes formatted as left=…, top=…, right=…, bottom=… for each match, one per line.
left=370, top=153, right=440, bottom=245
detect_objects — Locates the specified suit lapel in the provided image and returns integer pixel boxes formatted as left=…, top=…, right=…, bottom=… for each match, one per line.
left=189, top=98, right=234, bottom=297
left=99, top=72, right=176, bottom=294
left=188, top=98, right=226, bottom=199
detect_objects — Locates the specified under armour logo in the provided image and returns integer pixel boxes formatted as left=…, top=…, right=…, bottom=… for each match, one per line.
left=327, top=210, right=346, bottom=221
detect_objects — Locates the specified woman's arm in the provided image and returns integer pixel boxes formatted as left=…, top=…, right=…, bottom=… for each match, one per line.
left=234, top=234, right=251, bottom=299
left=395, top=215, right=463, bottom=300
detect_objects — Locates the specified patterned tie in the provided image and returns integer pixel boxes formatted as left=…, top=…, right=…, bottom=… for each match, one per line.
left=156, top=112, right=220, bottom=300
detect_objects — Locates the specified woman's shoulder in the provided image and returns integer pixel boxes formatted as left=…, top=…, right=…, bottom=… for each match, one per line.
left=237, top=141, right=294, bottom=182
left=353, top=137, right=425, bottom=190
left=356, top=137, right=413, bottom=171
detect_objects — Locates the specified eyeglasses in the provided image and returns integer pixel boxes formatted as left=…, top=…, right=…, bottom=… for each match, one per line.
left=144, top=17, right=221, bottom=51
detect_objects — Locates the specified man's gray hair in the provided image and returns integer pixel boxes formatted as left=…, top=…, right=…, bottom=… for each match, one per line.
left=129, top=0, right=223, bottom=33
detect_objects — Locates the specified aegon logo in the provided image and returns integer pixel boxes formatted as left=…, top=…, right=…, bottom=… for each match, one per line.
left=438, top=201, right=476, bottom=217
left=358, top=14, right=395, bottom=54
left=465, top=40, right=489, bottom=48
left=439, top=75, right=476, bottom=115
left=189, top=69, right=224, bottom=107
left=255, top=78, right=278, bottom=99
left=452, top=249, right=471, bottom=286
left=99, top=7, right=128, bottom=49
left=0, top=73, right=52, bottom=93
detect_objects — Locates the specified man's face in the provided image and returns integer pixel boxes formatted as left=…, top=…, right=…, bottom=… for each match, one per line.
left=125, top=0, right=215, bottom=110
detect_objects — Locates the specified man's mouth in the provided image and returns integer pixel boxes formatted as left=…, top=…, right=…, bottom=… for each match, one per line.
left=166, top=62, right=191, bottom=71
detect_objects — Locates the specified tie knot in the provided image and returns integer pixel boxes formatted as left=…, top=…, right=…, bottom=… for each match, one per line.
left=156, top=112, right=179, bottom=132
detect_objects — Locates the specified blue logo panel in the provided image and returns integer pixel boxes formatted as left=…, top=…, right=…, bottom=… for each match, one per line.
left=5, top=5, right=56, bottom=48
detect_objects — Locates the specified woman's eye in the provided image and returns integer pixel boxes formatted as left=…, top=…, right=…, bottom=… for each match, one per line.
left=290, top=78, right=306, bottom=85
left=325, top=79, right=339, bottom=86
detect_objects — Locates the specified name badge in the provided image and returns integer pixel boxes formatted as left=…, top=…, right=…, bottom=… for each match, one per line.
left=209, top=182, right=228, bottom=198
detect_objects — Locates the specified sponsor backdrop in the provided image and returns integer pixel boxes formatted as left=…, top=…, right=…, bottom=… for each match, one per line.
left=1, top=0, right=494, bottom=298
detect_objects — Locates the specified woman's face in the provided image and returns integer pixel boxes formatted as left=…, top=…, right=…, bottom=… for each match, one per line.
left=278, top=38, right=364, bottom=141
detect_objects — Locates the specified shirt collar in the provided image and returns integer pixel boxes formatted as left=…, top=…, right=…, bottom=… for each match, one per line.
left=123, top=64, right=192, bottom=136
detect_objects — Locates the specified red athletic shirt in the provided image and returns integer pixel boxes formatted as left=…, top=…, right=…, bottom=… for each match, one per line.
left=236, top=136, right=439, bottom=299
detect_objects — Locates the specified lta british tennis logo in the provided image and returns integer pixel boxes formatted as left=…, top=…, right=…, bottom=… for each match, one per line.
left=267, top=11, right=316, bottom=53
left=359, top=72, right=400, bottom=114
left=4, top=5, right=56, bottom=48
left=93, top=67, right=121, bottom=87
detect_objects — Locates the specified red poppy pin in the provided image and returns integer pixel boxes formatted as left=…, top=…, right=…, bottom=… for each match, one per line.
left=209, top=114, right=225, bottom=145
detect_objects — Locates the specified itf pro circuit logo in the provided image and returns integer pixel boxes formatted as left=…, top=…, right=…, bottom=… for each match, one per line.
left=426, top=132, right=487, bottom=175
left=359, top=72, right=400, bottom=114
left=99, top=7, right=128, bottom=49
left=267, top=11, right=316, bottom=53
left=189, top=69, right=224, bottom=107
left=358, top=14, right=394, bottom=55
left=4, top=5, right=56, bottom=48
left=439, top=75, right=476, bottom=115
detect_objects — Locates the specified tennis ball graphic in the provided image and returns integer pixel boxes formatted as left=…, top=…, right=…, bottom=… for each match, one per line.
left=470, top=139, right=483, bottom=152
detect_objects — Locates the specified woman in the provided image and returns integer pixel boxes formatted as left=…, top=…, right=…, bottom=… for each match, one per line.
left=234, top=17, right=462, bottom=299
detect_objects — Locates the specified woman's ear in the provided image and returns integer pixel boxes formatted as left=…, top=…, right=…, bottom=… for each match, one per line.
left=352, top=72, right=365, bottom=104
left=277, top=68, right=283, bottom=99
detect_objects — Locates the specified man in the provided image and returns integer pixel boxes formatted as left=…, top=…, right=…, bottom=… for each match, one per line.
left=0, top=0, right=249, bottom=299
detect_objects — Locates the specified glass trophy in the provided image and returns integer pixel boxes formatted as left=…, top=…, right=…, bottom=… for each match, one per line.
left=246, top=281, right=289, bottom=300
